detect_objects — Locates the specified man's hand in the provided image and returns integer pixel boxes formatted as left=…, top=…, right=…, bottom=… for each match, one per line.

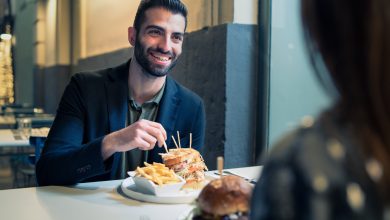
left=101, top=119, right=167, bottom=160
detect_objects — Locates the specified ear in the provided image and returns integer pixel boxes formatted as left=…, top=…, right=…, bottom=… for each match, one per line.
left=128, top=27, right=136, bottom=46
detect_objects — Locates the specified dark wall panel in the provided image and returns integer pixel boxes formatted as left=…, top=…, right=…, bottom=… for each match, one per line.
left=171, top=25, right=228, bottom=170
left=41, top=65, right=71, bottom=114
left=225, top=24, right=258, bottom=168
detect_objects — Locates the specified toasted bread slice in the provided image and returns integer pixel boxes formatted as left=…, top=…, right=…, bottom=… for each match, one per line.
left=161, top=149, right=196, bottom=167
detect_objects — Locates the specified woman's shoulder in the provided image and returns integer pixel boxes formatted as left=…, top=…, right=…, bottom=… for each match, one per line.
left=268, top=116, right=329, bottom=164
left=252, top=112, right=383, bottom=219
left=267, top=114, right=350, bottom=186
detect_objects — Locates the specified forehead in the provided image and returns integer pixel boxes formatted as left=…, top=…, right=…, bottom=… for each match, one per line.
left=141, top=7, right=186, bottom=33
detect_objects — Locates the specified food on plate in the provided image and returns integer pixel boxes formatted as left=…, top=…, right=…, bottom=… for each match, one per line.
left=160, top=148, right=208, bottom=189
left=134, top=162, right=181, bottom=185
left=193, top=175, right=253, bottom=220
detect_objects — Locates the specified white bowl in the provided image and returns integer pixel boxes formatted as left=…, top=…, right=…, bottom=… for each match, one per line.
left=132, top=175, right=186, bottom=196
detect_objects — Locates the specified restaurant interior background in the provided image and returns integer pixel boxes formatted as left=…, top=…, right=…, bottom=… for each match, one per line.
left=0, top=0, right=331, bottom=189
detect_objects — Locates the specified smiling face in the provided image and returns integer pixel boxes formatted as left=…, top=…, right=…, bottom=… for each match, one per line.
left=129, top=7, right=185, bottom=77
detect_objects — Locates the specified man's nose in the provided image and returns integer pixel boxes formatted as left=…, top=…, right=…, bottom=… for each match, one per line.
left=157, top=35, right=172, bottom=53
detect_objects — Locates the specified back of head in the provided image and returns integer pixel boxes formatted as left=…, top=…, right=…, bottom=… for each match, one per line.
left=133, top=0, right=188, bottom=31
left=301, top=0, right=390, bottom=202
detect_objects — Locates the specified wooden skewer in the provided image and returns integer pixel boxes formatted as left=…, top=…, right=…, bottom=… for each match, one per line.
left=217, top=156, right=224, bottom=177
left=163, top=141, right=169, bottom=153
left=171, top=135, right=179, bottom=148
left=189, top=133, right=192, bottom=149
left=177, top=131, right=181, bottom=148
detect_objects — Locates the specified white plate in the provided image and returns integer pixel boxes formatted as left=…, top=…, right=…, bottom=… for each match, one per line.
left=121, top=177, right=201, bottom=204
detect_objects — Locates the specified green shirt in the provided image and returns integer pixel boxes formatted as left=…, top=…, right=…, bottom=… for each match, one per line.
left=128, top=83, right=165, bottom=125
left=119, top=82, right=166, bottom=178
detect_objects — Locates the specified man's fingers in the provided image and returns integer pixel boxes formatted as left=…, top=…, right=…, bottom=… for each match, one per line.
left=144, top=124, right=166, bottom=147
left=145, top=121, right=167, bottom=140
left=124, top=120, right=167, bottom=151
left=134, top=137, right=153, bottom=151
left=141, top=132, right=158, bottom=149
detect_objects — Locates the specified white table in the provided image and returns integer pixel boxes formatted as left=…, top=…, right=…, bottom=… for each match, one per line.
left=0, top=129, right=29, bottom=147
left=0, top=166, right=262, bottom=220
left=0, top=115, right=16, bottom=128
left=0, top=128, right=49, bottom=147
left=0, top=115, right=54, bottom=128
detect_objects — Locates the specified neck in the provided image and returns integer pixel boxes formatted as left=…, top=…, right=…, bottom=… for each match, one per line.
left=128, top=58, right=166, bottom=104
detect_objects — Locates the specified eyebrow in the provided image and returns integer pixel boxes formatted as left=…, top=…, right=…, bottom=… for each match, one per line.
left=145, top=25, right=184, bottom=36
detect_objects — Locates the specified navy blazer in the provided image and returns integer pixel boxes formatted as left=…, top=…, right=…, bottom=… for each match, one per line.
left=36, top=60, right=205, bottom=186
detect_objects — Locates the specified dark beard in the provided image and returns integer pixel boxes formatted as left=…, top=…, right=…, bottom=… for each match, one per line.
left=134, top=38, right=178, bottom=77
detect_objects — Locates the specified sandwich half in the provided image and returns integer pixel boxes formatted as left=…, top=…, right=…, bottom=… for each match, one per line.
left=160, top=148, right=208, bottom=189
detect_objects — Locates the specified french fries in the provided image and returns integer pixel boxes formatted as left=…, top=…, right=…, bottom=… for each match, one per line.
left=135, top=162, right=182, bottom=185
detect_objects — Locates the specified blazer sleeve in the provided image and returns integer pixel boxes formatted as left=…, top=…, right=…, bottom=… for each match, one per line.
left=36, top=75, right=108, bottom=186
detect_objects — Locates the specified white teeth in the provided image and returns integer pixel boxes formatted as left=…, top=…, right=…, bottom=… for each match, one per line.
left=151, top=53, right=170, bottom=62
left=157, top=57, right=169, bottom=61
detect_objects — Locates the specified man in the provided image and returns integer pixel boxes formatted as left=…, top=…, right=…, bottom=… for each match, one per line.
left=36, top=0, right=205, bottom=186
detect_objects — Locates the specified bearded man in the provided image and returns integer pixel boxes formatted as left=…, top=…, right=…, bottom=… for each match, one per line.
left=36, top=0, right=205, bottom=186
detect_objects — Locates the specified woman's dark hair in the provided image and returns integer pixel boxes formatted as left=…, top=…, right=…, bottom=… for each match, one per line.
left=301, top=0, right=390, bottom=202
left=133, top=0, right=188, bottom=31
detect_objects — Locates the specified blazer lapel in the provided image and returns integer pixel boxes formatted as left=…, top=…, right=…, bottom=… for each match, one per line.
left=105, top=61, right=129, bottom=133
left=149, top=77, right=180, bottom=162
left=104, top=61, right=129, bottom=178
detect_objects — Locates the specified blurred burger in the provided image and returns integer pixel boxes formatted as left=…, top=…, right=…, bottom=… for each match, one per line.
left=193, top=175, right=253, bottom=220
left=160, top=148, right=208, bottom=189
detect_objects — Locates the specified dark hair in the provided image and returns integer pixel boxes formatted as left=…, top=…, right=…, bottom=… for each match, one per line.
left=133, top=0, right=188, bottom=31
left=301, top=0, right=390, bottom=202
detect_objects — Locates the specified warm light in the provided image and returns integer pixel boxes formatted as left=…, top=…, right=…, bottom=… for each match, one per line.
left=0, top=33, right=12, bottom=40
left=0, top=28, right=15, bottom=105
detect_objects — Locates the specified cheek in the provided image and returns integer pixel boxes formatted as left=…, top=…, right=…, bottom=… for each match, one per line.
left=173, top=44, right=183, bottom=56
left=139, top=37, right=154, bottom=50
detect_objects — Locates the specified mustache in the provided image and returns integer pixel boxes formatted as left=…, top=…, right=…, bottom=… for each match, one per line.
left=148, top=47, right=174, bottom=57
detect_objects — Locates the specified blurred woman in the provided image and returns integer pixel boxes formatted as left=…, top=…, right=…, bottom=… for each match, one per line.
left=250, top=0, right=390, bottom=219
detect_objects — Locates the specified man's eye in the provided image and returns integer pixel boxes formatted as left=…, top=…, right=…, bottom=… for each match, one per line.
left=149, top=30, right=162, bottom=36
left=172, top=35, right=183, bottom=42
